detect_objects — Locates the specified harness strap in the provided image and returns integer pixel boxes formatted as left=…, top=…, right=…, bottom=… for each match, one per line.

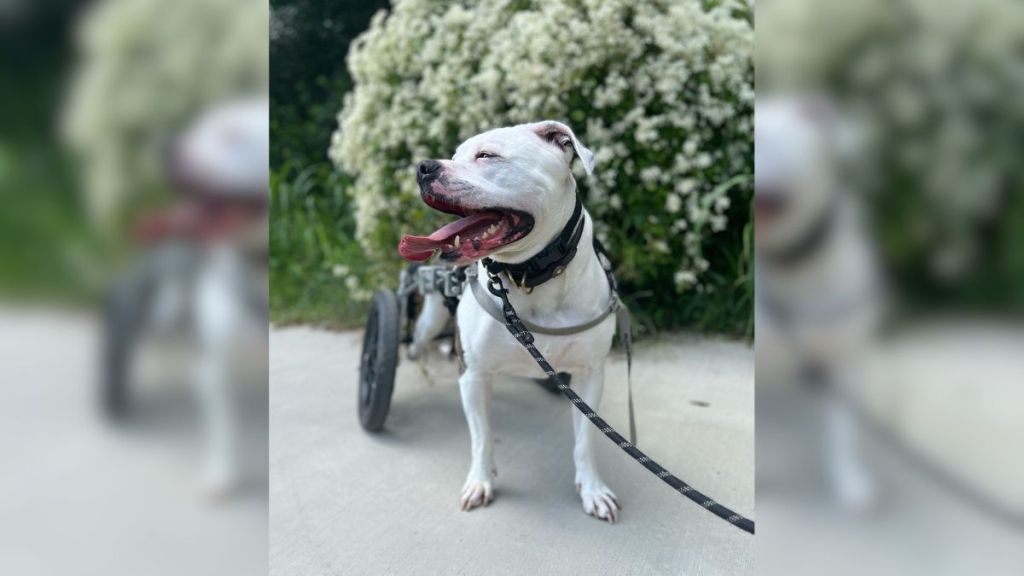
left=468, top=273, right=617, bottom=335
left=594, top=237, right=635, bottom=444
left=759, top=198, right=836, bottom=267
left=616, top=304, right=636, bottom=446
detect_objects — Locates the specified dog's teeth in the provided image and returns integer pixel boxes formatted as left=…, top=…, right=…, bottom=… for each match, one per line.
left=454, top=235, right=461, bottom=248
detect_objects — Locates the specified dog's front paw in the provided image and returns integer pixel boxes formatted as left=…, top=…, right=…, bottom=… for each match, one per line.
left=579, top=484, right=620, bottom=523
left=460, top=480, right=494, bottom=511
left=201, top=461, right=239, bottom=502
left=836, top=469, right=879, bottom=514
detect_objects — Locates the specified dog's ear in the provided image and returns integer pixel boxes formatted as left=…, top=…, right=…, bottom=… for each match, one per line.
left=533, top=121, right=595, bottom=176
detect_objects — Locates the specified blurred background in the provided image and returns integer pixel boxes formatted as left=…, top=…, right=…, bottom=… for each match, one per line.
left=0, top=0, right=98, bottom=301
left=1, top=1, right=269, bottom=575
left=756, top=0, right=1024, bottom=575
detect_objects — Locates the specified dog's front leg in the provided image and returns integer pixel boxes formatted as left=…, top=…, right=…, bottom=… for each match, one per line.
left=458, top=369, right=495, bottom=510
left=572, top=367, right=620, bottom=522
left=824, top=367, right=878, bottom=512
left=408, top=292, right=449, bottom=360
left=193, top=247, right=241, bottom=498
left=827, top=396, right=878, bottom=511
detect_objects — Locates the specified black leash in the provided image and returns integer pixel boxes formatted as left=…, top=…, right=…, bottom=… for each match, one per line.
left=805, top=354, right=1024, bottom=530
left=484, top=270, right=755, bottom=534
left=759, top=199, right=836, bottom=268
left=760, top=285, right=1024, bottom=530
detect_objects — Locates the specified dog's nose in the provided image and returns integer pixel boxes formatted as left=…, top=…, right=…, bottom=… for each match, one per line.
left=417, top=160, right=442, bottom=183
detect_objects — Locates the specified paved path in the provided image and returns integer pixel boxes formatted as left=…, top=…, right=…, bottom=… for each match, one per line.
left=269, top=327, right=755, bottom=576
left=0, top=307, right=268, bottom=576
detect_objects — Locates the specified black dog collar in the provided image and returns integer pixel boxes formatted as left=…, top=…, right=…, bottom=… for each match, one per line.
left=760, top=200, right=836, bottom=268
left=483, top=195, right=584, bottom=291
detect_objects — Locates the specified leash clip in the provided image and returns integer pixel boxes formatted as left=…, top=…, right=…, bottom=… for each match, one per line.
left=485, top=268, right=534, bottom=344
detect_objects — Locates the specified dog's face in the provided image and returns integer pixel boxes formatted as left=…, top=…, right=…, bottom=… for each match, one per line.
left=167, top=97, right=269, bottom=197
left=755, top=97, right=845, bottom=253
left=399, top=121, right=594, bottom=265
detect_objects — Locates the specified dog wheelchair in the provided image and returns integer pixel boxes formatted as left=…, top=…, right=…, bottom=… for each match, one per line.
left=357, top=264, right=564, bottom=432
left=357, top=264, right=460, bottom=431
left=100, top=198, right=267, bottom=420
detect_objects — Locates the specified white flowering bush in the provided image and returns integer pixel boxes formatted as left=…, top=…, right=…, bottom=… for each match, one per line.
left=64, top=0, right=268, bottom=227
left=759, top=0, right=1024, bottom=287
left=329, top=0, right=754, bottom=330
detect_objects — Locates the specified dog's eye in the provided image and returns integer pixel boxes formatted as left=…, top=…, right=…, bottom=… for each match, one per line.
left=475, top=151, right=498, bottom=160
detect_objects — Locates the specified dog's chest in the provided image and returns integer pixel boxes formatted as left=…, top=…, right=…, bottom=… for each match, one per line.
left=458, top=259, right=615, bottom=377
left=496, top=331, right=606, bottom=377
left=465, top=309, right=615, bottom=378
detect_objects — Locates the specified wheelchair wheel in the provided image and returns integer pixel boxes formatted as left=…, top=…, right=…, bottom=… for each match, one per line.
left=101, top=276, right=146, bottom=420
left=358, top=290, right=400, bottom=431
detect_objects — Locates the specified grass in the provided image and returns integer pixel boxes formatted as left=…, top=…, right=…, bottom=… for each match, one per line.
left=269, top=159, right=371, bottom=328
left=0, top=139, right=104, bottom=304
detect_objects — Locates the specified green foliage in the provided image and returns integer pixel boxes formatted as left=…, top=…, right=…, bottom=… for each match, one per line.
left=760, top=0, right=1024, bottom=314
left=270, top=159, right=370, bottom=327
left=0, top=1, right=102, bottom=301
left=269, top=0, right=388, bottom=326
left=0, top=141, right=100, bottom=301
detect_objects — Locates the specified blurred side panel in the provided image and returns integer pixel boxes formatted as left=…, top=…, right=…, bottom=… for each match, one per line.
left=0, top=1, right=269, bottom=575
left=756, top=0, right=1024, bottom=575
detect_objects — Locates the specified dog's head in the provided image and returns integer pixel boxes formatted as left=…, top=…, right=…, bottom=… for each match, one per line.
left=398, top=121, right=594, bottom=265
left=755, top=95, right=853, bottom=253
left=166, top=97, right=269, bottom=198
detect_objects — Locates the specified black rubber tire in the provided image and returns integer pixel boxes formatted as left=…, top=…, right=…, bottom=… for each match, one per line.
left=358, top=290, right=401, bottom=432
left=101, top=278, right=142, bottom=420
left=536, top=372, right=571, bottom=394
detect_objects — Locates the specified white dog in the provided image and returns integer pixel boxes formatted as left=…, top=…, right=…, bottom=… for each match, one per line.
left=139, top=97, right=268, bottom=496
left=399, top=121, right=621, bottom=521
left=755, top=96, right=882, bottom=510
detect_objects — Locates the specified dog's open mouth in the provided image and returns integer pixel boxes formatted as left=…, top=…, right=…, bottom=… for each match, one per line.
left=754, top=192, right=788, bottom=222
left=398, top=192, right=534, bottom=264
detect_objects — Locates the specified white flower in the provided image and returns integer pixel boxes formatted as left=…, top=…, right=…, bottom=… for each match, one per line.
left=665, top=194, right=682, bottom=213
left=675, top=179, right=697, bottom=195
left=674, top=270, right=697, bottom=287
left=640, top=166, right=661, bottom=184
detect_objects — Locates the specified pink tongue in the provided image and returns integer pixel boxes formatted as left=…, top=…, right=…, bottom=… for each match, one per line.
left=398, top=212, right=501, bottom=261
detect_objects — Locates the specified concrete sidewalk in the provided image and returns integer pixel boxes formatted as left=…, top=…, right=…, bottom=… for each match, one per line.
left=269, top=327, right=754, bottom=576
left=0, top=307, right=268, bottom=576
